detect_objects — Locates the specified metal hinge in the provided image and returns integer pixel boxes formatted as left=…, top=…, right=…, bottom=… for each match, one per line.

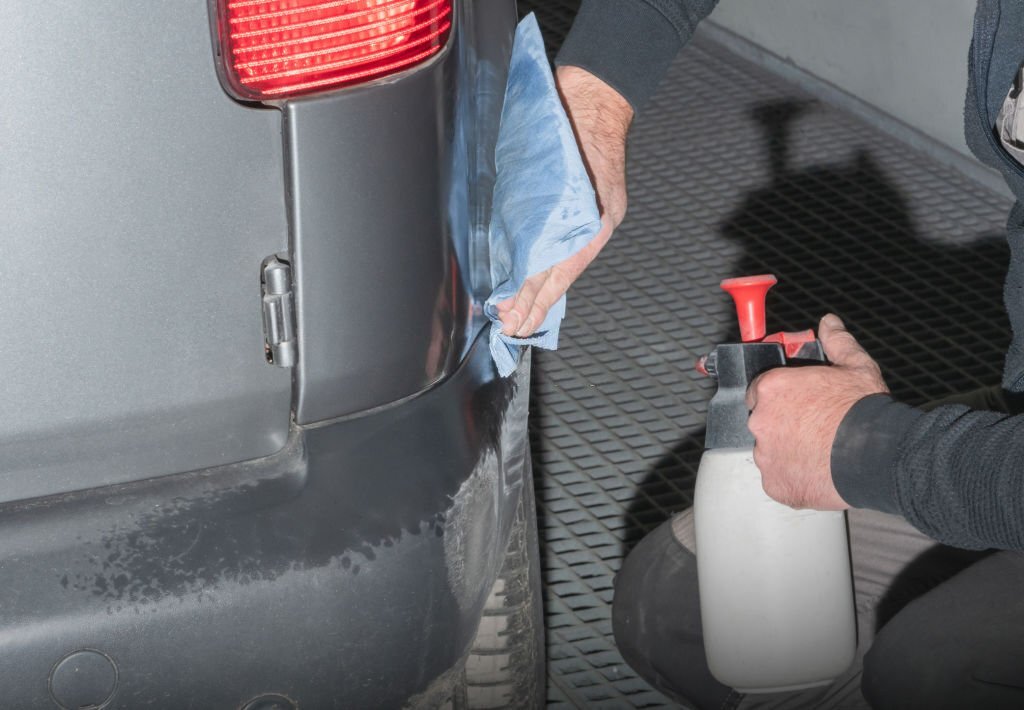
left=261, top=256, right=297, bottom=368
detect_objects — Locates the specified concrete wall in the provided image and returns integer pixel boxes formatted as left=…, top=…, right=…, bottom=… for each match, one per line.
left=707, top=1, right=977, bottom=159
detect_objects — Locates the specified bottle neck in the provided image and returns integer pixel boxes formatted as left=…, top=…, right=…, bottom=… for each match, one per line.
left=705, top=342, right=786, bottom=449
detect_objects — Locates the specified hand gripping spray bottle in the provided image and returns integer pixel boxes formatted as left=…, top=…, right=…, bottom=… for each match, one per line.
left=694, top=274, right=856, bottom=692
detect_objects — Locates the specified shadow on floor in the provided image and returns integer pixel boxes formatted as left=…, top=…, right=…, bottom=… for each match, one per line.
left=622, top=98, right=1010, bottom=552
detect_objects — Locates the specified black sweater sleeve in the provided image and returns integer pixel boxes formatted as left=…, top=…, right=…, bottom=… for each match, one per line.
left=833, top=394, right=1024, bottom=550
left=554, top=0, right=721, bottom=112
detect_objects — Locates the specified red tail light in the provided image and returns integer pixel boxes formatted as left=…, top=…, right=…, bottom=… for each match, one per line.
left=216, top=0, right=454, bottom=100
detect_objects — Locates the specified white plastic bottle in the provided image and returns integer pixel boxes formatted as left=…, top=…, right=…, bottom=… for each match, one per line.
left=694, top=448, right=856, bottom=692
left=692, top=274, right=856, bottom=692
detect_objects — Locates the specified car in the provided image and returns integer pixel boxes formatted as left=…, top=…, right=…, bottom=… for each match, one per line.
left=0, top=0, right=543, bottom=707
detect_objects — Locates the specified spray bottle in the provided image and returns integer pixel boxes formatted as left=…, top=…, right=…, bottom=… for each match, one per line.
left=693, top=274, right=856, bottom=693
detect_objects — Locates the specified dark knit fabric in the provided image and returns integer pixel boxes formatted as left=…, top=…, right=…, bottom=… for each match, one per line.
left=836, top=394, right=1024, bottom=550
left=832, top=394, right=921, bottom=516
left=895, top=404, right=1024, bottom=550
left=555, top=0, right=720, bottom=112
left=835, top=0, right=1024, bottom=552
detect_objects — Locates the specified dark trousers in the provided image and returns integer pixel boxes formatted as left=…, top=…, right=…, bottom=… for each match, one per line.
left=613, top=509, right=1024, bottom=709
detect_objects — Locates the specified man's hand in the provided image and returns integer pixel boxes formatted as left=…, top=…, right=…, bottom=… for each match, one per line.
left=498, top=66, right=634, bottom=337
left=746, top=314, right=889, bottom=510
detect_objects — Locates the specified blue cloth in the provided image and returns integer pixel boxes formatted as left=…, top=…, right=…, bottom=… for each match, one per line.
left=486, top=13, right=602, bottom=377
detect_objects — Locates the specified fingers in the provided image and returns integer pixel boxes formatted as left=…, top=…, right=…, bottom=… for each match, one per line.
left=745, top=368, right=782, bottom=412
left=818, top=313, right=871, bottom=367
left=501, top=266, right=569, bottom=337
left=748, top=315, right=870, bottom=409
left=499, top=219, right=614, bottom=337
left=745, top=376, right=759, bottom=412
left=499, top=274, right=537, bottom=336
left=519, top=268, right=573, bottom=336
left=509, top=286, right=540, bottom=337
left=496, top=297, right=515, bottom=331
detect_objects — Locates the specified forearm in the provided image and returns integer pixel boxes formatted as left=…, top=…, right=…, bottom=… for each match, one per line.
left=555, top=0, right=721, bottom=112
left=833, top=394, right=1024, bottom=550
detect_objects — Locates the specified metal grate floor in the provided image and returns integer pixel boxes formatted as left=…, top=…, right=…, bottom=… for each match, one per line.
left=518, top=3, right=1015, bottom=707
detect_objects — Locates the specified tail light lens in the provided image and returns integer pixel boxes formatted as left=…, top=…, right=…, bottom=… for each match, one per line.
left=215, top=0, right=454, bottom=101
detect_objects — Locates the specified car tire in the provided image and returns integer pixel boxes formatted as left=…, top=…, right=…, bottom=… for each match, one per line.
left=454, top=466, right=546, bottom=709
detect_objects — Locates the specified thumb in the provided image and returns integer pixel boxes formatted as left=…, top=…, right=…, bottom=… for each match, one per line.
left=819, top=313, right=870, bottom=367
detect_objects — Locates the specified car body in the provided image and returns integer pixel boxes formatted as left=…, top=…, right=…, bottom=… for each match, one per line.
left=0, top=0, right=539, bottom=707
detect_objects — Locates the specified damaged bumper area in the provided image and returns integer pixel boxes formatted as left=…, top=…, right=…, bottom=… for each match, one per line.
left=0, top=331, right=530, bottom=709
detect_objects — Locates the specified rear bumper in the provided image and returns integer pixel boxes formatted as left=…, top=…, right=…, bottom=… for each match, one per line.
left=0, top=330, right=530, bottom=709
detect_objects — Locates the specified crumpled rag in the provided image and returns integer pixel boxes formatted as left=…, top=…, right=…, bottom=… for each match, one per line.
left=486, top=13, right=602, bottom=377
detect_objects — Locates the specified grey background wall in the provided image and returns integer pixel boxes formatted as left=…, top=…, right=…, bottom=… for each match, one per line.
left=705, top=1, right=987, bottom=178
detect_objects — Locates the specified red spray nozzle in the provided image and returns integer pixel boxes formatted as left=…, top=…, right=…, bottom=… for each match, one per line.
left=720, top=274, right=777, bottom=342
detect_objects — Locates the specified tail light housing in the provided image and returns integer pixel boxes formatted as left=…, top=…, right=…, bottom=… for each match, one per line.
left=214, top=0, right=454, bottom=101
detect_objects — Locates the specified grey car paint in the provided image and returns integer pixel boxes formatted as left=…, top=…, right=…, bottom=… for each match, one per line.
left=0, top=0, right=516, bottom=494
left=290, top=0, right=516, bottom=423
left=1, top=0, right=526, bottom=705
left=0, top=334, right=530, bottom=708
left=0, top=0, right=291, bottom=500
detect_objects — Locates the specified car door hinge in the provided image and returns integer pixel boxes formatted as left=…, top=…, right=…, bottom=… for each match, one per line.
left=261, top=256, right=297, bottom=368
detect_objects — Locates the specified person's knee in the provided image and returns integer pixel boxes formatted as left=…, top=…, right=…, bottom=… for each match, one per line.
left=612, top=511, right=697, bottom=653
left=862, top=632, right=937, bottom=709
left=864, top=624, right=1024, bottom=710
left=611, top=519, right=731, bottom=710
left=611, top=524, right=676, bottom=673
left=611, top=584, right=649, bottom=680
left=865, top=553, right=1024, bottom=709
